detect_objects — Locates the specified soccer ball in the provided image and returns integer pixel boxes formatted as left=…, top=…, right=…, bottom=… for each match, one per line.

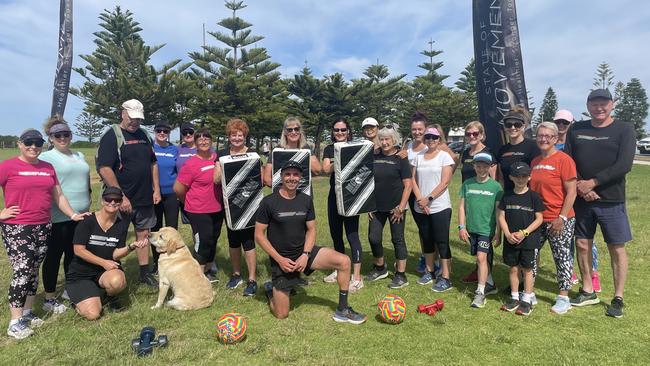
left=216, top=313, right=247, bottom=344
left=377, top=294, right=406, bottom=324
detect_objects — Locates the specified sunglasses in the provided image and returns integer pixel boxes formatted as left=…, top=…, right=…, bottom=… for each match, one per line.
left=504, top=122, right=524, bottom=129
left=52, top=132, right=71, bottom=139
left=103, top=197, right=123, bottom=204
left=22, top=139, right=45, bottom=147
left=465, top=131, right=480, bottom=138
left=285, top=127, right=300, bottom=133
left=536, top=134, right=557, bottom=141
left=182, top=130, right=195, bottom=136
left=424, top=135, right=440, bottom=140
left=554, top=120, right=571, bottom=126
left=155, top=129, right=170, bottom=134
left=333, top=128, right=348, bottom=133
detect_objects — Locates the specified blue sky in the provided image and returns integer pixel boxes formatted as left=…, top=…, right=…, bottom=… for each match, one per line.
left=1, top=0, right=649, bottom=138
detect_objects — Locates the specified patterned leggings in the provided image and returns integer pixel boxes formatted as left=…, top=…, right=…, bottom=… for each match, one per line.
left=1, top=223, right=50, bottom=308
left=537, top=218, right=576, bottom=291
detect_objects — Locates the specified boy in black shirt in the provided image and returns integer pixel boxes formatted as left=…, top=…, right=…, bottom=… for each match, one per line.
left=255, top=161, right=367, bottom=324
left=497, top=162, right=544, bottom=316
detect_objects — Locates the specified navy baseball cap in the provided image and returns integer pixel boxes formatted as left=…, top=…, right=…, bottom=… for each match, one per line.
left=510, top=162, right=531, bottom=177
left=587, top=89, right=612, bottom=101
left=281, top=160, right=304, bottom=173
left=102, top=186, right=123, bottom=198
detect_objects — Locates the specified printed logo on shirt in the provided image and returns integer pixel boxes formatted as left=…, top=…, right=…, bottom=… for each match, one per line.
left=277, top=211, right=307, bottom=218
left=124, top=139, right=149, bottom=145
left=501, top=152, right=525, bottom=158
left=467, top=189, right=495, bottom=196
left=200, top=165, right=215, bottom=172
left=505, top=204, right=534, bottom=212
left=88, top=234, right=119, bottom=247
left=18, top=171, right=52, bottom=177
left=576, top=135, right=609, bottom=141
left=179, top=153, right=195, bottom=158
left=155, top=152, right=176, bottom=158
left=532, top=164, right=555, bottom=171
left=375, top=159, right=397, bottom=165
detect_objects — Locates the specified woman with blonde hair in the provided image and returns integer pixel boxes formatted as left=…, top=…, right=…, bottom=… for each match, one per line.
left=459, top=121, right=496, bottom=183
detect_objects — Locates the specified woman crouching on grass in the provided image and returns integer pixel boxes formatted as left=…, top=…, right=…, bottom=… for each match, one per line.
left=65, top=187, right=147, bottom=320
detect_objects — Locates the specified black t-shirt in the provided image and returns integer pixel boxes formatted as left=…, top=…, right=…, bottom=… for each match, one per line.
left=564, top=120, right=636, bottom=203
left=497, top=139, right=541, bottom=192
left=67, top=213, right=129, bottom=280
left=256, top=192, right=316, bottom=260
left=323, top=144, right=336, bottom=191
left=498, top=189, right=545, bottom=249
left=373, top=151, right=412, bottom=212
left=96, top=127, right=157, bottom=206
left=460, top=146, right=493, bottom=182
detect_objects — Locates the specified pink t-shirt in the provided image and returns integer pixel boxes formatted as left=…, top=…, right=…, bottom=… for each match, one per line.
left=176, top=154, right=223, bottom=214
left=0, top=157, right=59, bottom=224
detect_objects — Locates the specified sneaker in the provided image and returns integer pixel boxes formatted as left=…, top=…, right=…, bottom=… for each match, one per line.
left=226, top=274, right=243, bottom=289
left=149, top=265, right=158, bottom=277
left=433, top=264, right=442, bottom=279
left=139, top=273, right=159, bottom=288
left=332, top=306, right=367, bottom=325
left=62, top=290, right=70, bottom=301
left=263, top=281, right=273, bottom=302
left=323, top=270, right=338, bottom=283
left=606, top=296, right=624, bottom=318
left=243, top=280, right=258, bottom=297
left=364, top=266, right=389, bottom=282
left=21, top=311, right=44, bottom=328
left=432, top=278, right=453, bottom=292
left=7, top=319, right=33, bottom=340
left=570, top=288, right=600, bottom=307
left=350, top=278, right=364, bottom=293
left=42, top=298, right=67, bottom=314
left=484, top=283, right=498, bottom=296
left=461, top=269, right=478, bottom=283
left=388, top=273, right=409, bottom=289
left=470, top=291, right=486, bottom=308
left=551, top=295, right=571, bottom=314
left=570, top=272, right=579, bottom=285
left=515, top=301, right=533, bottom=316
left=592, top=271, right=602, bottom=293
left=416, top=256, right=426, bottom=274
left=106, top=296, right=126, bottom=312
left=500, top=299, right=520, bottom=312
left=204, top=271, right=219, bottom=283
left=417, top=272, right=434, bottom=285
left=531, top=293, right=538, bottom=306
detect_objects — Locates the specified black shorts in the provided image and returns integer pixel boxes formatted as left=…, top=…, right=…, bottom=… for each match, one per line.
left=502, top=244, right=537, bottom=269
left=65, top=269, right=122, bottom=305
left=469, top=233, right=492, bottom=256
left=270, top=246, right=322, bottom=291
left=226, top=227, right=255, bottom=251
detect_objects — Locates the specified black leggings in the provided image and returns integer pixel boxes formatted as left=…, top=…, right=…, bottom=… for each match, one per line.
left=418, top=208, right=452, bottom=259
left=368, top=211, right=408, bottom=261
left=1, top=223, right=50, bottom=308
left=152, top=193, right=180, bottom=265
left=186, top=211, right=224, bottom=265
left=42, top=220, right=77, bottom=293
left=327, top=192, right=362, bottom=263
left=408, top=193, right=429, bottom=251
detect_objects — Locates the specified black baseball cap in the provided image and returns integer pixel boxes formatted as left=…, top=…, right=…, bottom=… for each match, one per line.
left=502, top=111, right=526, bottom=124
left=587, top=88, right=612, bottom=102
left=154, top=121, right=171, bottom=130
left=509, top=162, right=531, bottom=177
left=180, top=122, right=194, bottom=133
left=281, top=160, right=304, bottom=173
left=102, top=186, right=123, bottom=198
left=19, top=129, right=45, bottom=142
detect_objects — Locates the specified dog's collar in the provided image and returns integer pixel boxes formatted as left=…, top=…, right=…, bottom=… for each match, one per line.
left=158, top=245, right=186, bottom=254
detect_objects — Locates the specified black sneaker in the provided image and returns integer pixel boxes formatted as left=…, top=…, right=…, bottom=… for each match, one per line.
left=139, top=273, right=158, bottom=288
left=388, top=273, right=409, bottom=289
left=484, top=282, right=498, bottom=296
left=364, top=266, right=389, bottom=282
left=570, top=288, right=600, bottom=307
left=332, top=306, right=367, bottom=325
left=516, top=301, right=533, bottom=316
left=263, top=281, right=273, bottom=302
left=204, top=271, right=219, bottom=283
left=500, top=299, right=520, bottom=312
left=243, top=280, right=258, bottom=297
left=606, top=296, right=624, bottom=318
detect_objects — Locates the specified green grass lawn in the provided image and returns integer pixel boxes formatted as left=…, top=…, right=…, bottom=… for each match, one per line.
left=0, top=148, right=649, bottom=365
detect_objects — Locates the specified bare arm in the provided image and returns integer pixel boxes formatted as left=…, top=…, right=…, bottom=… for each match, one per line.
left=263, top=164, right=273, bottom=187
left=152, top=162, right=161, bottom=204
left=322, top=157, right=333, bottom=175
left=173, top=181, right=188, bottom=204
left=213, top=162, right=223, bottom=184
left=310, top=155, right=321, bottom=176
left=52, top=185, right=86, bottom=219
left=98, top=166, right=120, bottom=188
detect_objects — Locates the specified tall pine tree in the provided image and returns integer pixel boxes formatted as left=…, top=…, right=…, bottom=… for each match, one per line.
left=593, top=62, right=615, bottom=90
left=615, top=78, right=649, bottom=139
left=74, top=111, right=104, bottom=142
left=535, top=87, right=558, bottom=126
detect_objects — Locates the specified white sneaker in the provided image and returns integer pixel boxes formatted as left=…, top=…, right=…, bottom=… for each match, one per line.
left=62, top=290, right=70, bottom=301
left=350, top=278, right=364, bottom=293
left=7, top=319, right=33, bottom=340
left=323, top=270, right=338, bottom=283
left=21, top=312, right=44, bottom=328
left=43, top=299, right=68, bottom=314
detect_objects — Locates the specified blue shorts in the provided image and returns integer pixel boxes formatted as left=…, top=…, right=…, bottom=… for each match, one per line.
left=574, top=200, right=632, bottom=245
left=469, top=233, right=492, bottom=256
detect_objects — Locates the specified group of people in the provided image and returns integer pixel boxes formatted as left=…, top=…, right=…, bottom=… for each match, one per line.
left=0, top=87, right=635, bottom=339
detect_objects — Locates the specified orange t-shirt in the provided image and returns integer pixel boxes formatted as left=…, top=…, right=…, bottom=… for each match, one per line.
left=530, top=151, right=576, bottom=221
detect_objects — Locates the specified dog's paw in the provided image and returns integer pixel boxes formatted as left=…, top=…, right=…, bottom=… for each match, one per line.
left=151, top=304, right=162, bottom=310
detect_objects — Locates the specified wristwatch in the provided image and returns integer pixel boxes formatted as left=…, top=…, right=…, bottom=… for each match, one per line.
left=428, top=196, right=434, bottom=202
left=302, top=251, right=311, bottom=256
left=128, top=243, right=136, bottom=251
left=558, top=214, right=568, bottom=222
left=458, top=224, right=466, bottom=230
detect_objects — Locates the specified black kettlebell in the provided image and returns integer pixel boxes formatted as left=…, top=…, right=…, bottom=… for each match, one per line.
left=131, top=326, right=168, bottom=357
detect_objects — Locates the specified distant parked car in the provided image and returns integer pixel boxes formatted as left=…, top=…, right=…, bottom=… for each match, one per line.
left=447, top=141, right=466, bottom=154
left=638, top=137, right=650, bottom=154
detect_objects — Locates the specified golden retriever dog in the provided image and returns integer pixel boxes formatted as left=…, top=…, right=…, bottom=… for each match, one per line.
left=148, top=227, right=214, bottom=310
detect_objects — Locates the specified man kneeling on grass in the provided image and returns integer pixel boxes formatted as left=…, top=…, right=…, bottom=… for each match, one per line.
left=255, top=161, right=367, bottom=324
